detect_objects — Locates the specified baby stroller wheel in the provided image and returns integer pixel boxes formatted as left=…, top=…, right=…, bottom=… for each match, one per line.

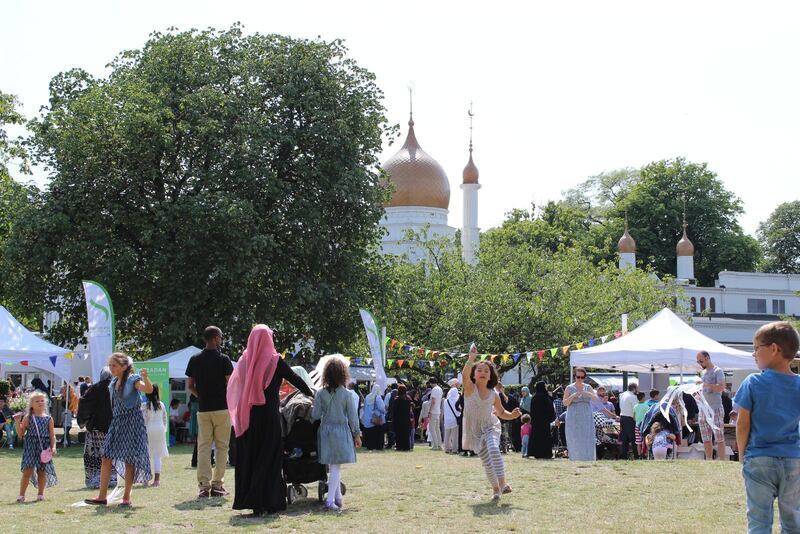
left=318, top=481, right=326, bottom=502
left=287, top=484, right=297, bottom=505
left=340, top=482, right=346, bottom=496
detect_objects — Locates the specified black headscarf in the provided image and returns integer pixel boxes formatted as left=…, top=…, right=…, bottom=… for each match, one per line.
left=31, top=378, right=48, bottom=393
left=531, top=381, right=555, bottom=423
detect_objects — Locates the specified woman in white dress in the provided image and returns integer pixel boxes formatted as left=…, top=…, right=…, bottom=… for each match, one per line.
left=141, top=384, right=169, bottom=486
left=461, top=345, right=522, bottom=501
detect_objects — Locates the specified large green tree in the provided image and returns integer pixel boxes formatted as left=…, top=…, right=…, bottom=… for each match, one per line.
left=758, top=201, right=800, bottom=274
left=7, top=26, right=392, bottom=356
left=568, top=158, right=761, bottom=285
left=374, top=231, right=676, bottom=385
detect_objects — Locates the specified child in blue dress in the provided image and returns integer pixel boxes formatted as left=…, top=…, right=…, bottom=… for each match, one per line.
left=85, top=352, right=153, bottom=507
left=311, top=357, right=361, bottom=512
left=15, top=390, right=57, bottom=502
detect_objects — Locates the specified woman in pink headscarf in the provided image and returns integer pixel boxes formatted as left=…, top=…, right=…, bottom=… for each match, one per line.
left=228, top=324, right=312, bottom=516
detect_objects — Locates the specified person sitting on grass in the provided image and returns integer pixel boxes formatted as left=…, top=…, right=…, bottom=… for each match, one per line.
left=735, top=321, right=800, bottom=534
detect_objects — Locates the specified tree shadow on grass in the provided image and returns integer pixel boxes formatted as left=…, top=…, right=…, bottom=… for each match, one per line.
left=174, top=497, right=227, bottom=511
left=470, top=500, right=517, bottom=517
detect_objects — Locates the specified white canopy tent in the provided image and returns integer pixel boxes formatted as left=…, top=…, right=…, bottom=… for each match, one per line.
left=571, top=308, right=758, bottom=373
left=144, top=346, right=203, bottom=379
left=0, top=305, right=73, bottom=382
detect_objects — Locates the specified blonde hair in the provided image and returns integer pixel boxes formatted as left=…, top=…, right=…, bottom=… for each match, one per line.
left=108, top=352, right=134, bottom=392
left=27, top=390, right=49, bottom=417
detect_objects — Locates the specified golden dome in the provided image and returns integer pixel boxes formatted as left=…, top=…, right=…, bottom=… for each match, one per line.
left=462, top=150, right=479, bottom=184
left=381, top=120, right=450, bottom=209
left=676, top=227, right=695, bottom=256
left=617, top=221, right=636, bottom=253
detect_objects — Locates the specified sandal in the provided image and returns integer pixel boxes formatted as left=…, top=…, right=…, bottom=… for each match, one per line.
left=36, top=495, right=45, bottom=501
left=16, top=496, right=24, bottom=504
left=502, top=485, right=513, bottom=494
left=119, top=500, right=131, bottom=507
left=84, top=498, right=107, bottom=506
left=491, top=492, right=501, bottom=501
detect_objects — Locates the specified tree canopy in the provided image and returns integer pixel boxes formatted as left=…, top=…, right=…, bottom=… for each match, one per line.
left=758, top=201, right=800, bottom=274
left=6, top=26, right=392, bottom=356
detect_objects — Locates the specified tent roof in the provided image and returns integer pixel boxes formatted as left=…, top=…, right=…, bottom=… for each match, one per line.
left=145, top=346, right=203, bottom=379
left=571, top=308, right=758, bottom=373
left=0, top=305, right=72, bottom=381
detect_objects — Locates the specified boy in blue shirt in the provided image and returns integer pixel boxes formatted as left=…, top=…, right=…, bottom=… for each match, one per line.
left=735, top=321, right=800, bottom=534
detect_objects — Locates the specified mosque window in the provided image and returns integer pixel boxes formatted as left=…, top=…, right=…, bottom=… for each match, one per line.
left=709, top=298, right=716, bottom=312
left=747, top=299, right=767, bottom=314
left=700, top=297, right=706, bottom=311
left=690, top=297, right=697, bottom=313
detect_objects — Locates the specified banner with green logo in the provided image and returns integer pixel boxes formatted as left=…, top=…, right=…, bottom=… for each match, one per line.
left=82, top=280, right=116, bottom=382
left=136, top=361, right=171, bottom=445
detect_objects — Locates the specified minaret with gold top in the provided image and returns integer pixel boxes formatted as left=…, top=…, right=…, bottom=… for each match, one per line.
left=617, top=213, right=636, bottom=269
left=460, top=103, right=481, bottom=265
left=676, top=198, right=695, bottom=281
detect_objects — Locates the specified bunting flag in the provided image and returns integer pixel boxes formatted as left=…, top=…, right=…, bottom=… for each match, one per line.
left=49, top=356, right=58, bottom=367
left=65, top=352, right=75, bottom=360
left=538, top=350, right=545, bottom=361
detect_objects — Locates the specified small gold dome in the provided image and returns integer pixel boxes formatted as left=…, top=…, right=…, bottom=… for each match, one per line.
left=676, top=227, right=695, bottom=256
left=617, top=224, right=636, bottom=254
left=462, top=151, right=479, bottom=184
left=381, top=120, right=450, bottom=209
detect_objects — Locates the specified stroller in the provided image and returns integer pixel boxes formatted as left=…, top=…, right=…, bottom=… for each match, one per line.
left=280, top=389, right=346, bottom=504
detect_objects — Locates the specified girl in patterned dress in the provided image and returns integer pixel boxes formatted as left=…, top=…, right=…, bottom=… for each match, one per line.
left=461, top=344, right=522, bottom=501
left=15, top=391, right=57, bottom=502
left=85, top=353, right=153, bottom=507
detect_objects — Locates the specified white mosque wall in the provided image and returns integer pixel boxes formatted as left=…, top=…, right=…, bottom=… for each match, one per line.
left=380, top=206, right=457, bottom=263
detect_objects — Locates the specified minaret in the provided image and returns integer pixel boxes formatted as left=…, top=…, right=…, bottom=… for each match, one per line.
left=460, top=103, right=480, bottom=265
left=676, top=198, right=695, bottom=280
left=617, top=213, right=636, bottom=269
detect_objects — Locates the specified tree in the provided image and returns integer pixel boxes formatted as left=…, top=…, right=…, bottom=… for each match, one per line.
left=758, top=201, right=800, bottom=274
left=373, top=230, right=676, bottom=385
left=568, top=158, right=761, bottom=285
left=7, top=26, right=392, bottom=356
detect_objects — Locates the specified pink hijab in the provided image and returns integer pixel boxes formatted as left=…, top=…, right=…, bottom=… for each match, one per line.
left=227, top=324, right=281, bottom=437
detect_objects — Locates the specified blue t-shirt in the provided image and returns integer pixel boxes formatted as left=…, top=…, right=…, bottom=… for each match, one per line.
left=734, top=370, right=800, bottom=459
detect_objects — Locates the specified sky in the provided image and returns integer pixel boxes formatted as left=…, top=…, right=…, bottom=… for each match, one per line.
left=3, top=1, right=799, bottom=236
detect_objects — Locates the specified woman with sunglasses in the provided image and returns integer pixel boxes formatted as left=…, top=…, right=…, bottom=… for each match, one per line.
left=563, top=368, right=600, bottom=461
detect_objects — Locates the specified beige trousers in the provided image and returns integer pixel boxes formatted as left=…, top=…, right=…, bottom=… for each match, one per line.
left=197, top=409, right=231, bottom=489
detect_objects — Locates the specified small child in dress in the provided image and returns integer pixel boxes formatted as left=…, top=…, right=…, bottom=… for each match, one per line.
left=311, top=357, right=361, bottom=512
left=15, top=390, right=57, bottom=502
left=645, top=422, right=675, bottom=460
left=142, top=384, right=169, bottom=487
left=462, top=344, right=522, bottom=501
left=520, top=414, right=532, bottom=457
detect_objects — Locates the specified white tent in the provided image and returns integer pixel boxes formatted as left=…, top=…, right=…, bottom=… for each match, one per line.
left=145, top=346, right=203, bottom=379
left=0, top=305, right=73, bottom=382
left=570, top=308, right=758, bottom=373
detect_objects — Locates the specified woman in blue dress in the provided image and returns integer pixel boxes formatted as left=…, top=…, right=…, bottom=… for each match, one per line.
left=312, top=357, right=361, bottom=512
left=563, top=367, right=600, bottom=461
left=85, top=352, right=153, bottom=506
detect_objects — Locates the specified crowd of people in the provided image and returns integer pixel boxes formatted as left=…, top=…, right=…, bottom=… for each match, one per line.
left=2, top=320, right=799, bottom=533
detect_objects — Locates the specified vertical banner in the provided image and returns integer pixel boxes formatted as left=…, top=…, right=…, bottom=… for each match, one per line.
left=359, top=309, right=388, bottom=390
left=136, top=361, right=171, bottom=445
left=82, top=280, right=116, bottom=382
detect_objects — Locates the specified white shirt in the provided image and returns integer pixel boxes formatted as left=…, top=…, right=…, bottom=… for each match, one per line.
left=619, top=391, right=638, bottom=418
left=429, top=385, right=443, bottom=414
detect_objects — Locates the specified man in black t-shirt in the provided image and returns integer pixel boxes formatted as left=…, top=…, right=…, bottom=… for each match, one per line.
left=186, top=326, right=234, bottom=498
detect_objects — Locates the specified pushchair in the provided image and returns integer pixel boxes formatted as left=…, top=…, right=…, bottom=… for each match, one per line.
left=280, top=390, right=346, bottom=504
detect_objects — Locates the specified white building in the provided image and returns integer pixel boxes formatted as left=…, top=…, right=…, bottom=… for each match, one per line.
left=379, top=108, right=480, bottom=264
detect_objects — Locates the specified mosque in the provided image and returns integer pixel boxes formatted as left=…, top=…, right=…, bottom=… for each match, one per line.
left=378, top=106, right=480, bottom=264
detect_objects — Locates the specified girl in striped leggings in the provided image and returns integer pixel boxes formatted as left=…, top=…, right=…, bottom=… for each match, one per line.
left=462, top=345, right=522, bottom=501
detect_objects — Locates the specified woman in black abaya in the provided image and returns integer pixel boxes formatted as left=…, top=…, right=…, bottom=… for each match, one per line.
left=228, top=325, right=312, bottom=516
left=530, top=381, right=556, bottom=459
left=391, top=385, right=413, bottom=451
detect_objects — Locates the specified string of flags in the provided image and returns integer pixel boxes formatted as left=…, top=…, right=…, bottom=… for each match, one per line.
left=378, top=331, right=623, bottom=371
left=3, top=352, right=80, bottom=367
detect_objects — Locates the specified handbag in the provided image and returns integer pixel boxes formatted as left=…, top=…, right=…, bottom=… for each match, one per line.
left=371, top=403, right=383, bottom=426
left=33, top=415, right=53, bottom=464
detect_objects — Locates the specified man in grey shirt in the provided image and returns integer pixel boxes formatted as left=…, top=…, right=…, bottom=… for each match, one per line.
left=696, top=350, right=727, bottom=461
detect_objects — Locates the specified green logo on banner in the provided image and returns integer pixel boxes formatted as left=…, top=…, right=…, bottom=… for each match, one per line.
left=89, top=299, right=110, bottom=322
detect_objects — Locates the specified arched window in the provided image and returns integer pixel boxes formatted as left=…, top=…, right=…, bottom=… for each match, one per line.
left=709, top=297, right=716, bottom=313
left=690, top=297, right=697, bottom=313
left=700, top=297, right=706, bottom=311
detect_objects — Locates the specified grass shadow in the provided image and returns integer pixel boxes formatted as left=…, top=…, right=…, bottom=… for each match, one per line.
left=174, top=497, right=227, bottom=511
left=470, top=500, right=517, bottom=516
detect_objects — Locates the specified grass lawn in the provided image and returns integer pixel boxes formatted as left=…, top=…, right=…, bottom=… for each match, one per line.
left=0, top=444, right=750, bottom=533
